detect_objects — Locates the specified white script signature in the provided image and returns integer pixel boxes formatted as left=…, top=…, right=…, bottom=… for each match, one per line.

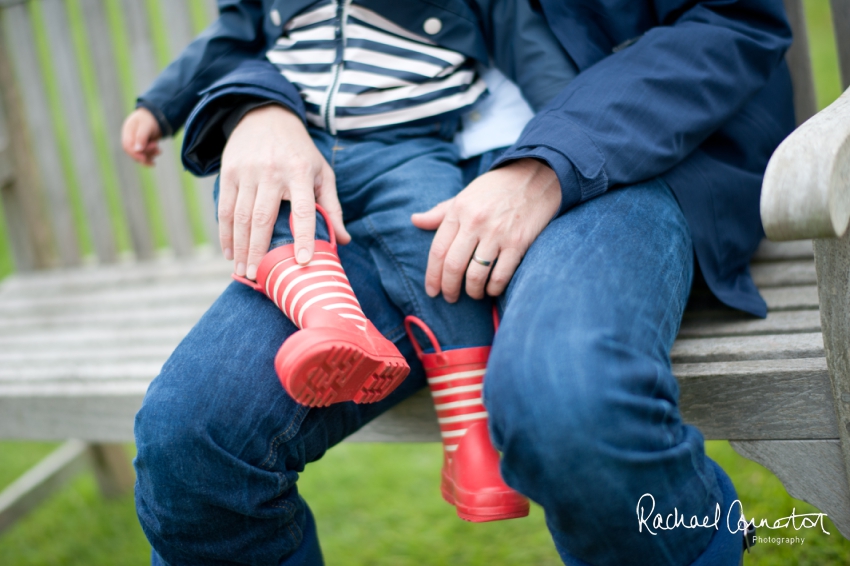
left=636, top=493, right=830, bottom=535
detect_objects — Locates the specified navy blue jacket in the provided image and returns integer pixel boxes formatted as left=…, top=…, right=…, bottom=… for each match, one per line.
left=139, top=0, right=796, bottom=318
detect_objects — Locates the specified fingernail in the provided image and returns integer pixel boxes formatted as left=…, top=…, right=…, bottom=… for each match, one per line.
left=236, top=262, right=246, bottom=276
left=224, top=248, right=233, bottom=260
left=246, top=264, right=257, bottom=280
left=296, top=249, right=310, bottom=264
left=134, top=143, right=143, bottom=152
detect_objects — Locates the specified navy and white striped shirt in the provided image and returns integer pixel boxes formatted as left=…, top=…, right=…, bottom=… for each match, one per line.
left=266, top=0, right=487, bottom=135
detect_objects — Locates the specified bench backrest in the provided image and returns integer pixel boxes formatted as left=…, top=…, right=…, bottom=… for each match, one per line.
left=0, top=0, right=844, bottom=273
left=0, top=0, right=217, bottom=272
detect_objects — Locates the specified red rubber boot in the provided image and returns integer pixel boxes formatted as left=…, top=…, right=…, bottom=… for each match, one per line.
left=404, top=315, right=529, bottom=522
left=234, top=205, right=409, bottom=407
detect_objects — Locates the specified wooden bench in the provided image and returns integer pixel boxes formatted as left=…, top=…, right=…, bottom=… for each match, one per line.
left=1, top=0, right=849, bottom=544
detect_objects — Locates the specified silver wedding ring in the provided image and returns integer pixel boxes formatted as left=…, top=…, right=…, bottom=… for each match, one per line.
left=471, top=254, right=493, bottom=267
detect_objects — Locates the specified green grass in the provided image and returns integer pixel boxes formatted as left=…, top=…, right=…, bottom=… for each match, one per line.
left=2, top=441, right=850, bottom=564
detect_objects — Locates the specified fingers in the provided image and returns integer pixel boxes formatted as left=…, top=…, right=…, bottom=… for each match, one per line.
left=486, top=248, right=523, bottom=297
left=315, top=162, right=350, bottom=244
left=288, top=179, right=317, bottom=265
left=231, top=178, right=258, bottom=277
left=425, top=211, right=460, bottom=298
left=439, top=227, right=479, bottom=303
left=121, top=109, right=162, bottom=166
left=217, top=173, right=238, bottom=262
left=245, top=179, right=282, bottom=280
left=141, top=141, right=161, bottom=166
left=465, top=241, right=499, bottom=300
left=411, top=199, right=453, bottom=231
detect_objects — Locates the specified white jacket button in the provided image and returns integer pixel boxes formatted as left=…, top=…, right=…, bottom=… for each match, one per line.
left=423, top=17, right=442, bottom=35
left=270, top=9, right=282, bottom=27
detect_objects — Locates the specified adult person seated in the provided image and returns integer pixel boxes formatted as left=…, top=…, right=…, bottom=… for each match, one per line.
left=123, top=1, right=794, bottom=564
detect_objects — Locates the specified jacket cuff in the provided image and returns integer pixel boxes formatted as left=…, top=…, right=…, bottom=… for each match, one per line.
left=493, top=114, right=609, bottom=216
left=182, top=60, right=306, bottom=176
left=222, top=100, right=277, bottom=139
left=136, top=100, right=174, bottom=138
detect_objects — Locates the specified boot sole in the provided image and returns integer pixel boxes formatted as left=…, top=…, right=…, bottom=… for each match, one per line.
left=276, top=332, right=409, bottom=407
left=442, top=472, right=530, bottom=523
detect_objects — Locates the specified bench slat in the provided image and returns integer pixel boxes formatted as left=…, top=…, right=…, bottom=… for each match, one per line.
left=79, top=0, right=155, bottom=260
left=750, top=260, right=817, bottom=287
left=760, top=285, right=819, bottom=310
left=120, top=0, right=194, bottom=257
left=0, top=326, right=188, bottom=351
left=752, top=239, right=814, bottom=262
left=159, top=0, right=219, bottom=246
left=1, top=356, right=834, bottom=443
left=0, top=282, right=229, bottom=316
left=41, top=0, right=117, bottom=264
left=0, top=256, right=230, bottom=295
left=783, top=0, right=818, bottom=125
left=2, top=4, right=80, bottom=266
left=679, top=308, right=821, bottom=338
left=671, top=332, right=824, bottom=363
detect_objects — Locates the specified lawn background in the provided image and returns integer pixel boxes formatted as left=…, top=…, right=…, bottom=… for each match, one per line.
left=1, top=0, right=850, bottom=564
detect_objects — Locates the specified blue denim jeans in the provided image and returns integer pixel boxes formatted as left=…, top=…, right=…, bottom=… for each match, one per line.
left=135, top=178, right=743, bottom=565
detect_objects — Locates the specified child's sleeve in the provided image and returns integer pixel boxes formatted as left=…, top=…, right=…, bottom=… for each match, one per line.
left=136, top=0, right=267, bottom=137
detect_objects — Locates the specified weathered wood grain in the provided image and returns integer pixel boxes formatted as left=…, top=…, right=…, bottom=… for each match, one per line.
left=203, top=0, right=218, bottom=23
left=783, top=0, right=818, bottom=125
left=751, top=260, right=817, bottom=287
left=79, top=0, right=154, bottom=260
left=677, top=358, right=837, bottom=440
left=0, top=281, right=228, bottom=317
left=0, top=303, right=215, bottom=334
left=158, top=0, right=219, bottom=246
left=88, top=444, right=134, bottom=498
left=679, top=309, right=821, bottom=338
left=41, top=0, right=117, bottom=263
left=670, top=332, right=824, bottom=363
left=732, top=439, right=850, bottom=540
left=0, top=393, right=144, bottom=442
left=2, top=4, right=80, bottom=266
left=121, top=0, right=194, bottom=257
left=831, top=0, right=850, bottom=91
left=761, top=85, right=850, bottom=240
left=348, top=390, right=440, bottom=442
left=0, top=326, right=188, bottom=351
left=753, top=239, right=814, bottom=262
left=761, top=285, right=819, bottom=311
left=0, top=439, right=89, bottom=534
left=814, top=231, right=850, bottom=515
left=0, top=13, right=54, bottom=270
left=0, top=255, right=230, bottom=296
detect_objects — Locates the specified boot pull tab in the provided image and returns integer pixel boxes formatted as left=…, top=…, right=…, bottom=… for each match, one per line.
left=232, top=273, right=263, bottom=291
left=404, top=315, right=443, bottom=360
left=288, top=203, right=337, bottom=252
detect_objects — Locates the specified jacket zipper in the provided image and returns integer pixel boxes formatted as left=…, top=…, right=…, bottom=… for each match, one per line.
left=322, top=0, right=349, bottom=134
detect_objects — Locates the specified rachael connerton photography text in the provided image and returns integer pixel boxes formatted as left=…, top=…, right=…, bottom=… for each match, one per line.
left=636, top=494, right=830, bottom=536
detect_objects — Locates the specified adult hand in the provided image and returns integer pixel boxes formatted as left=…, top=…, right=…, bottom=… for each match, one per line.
left=220, top=105, right=350, bottom=280
left=411, top=158, right=561, bottom=302
left=121, top=108, right=162, bottom=166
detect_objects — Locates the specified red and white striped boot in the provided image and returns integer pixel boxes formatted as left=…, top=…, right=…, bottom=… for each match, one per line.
left=404, top=315, right=529, bottom=523
left=233, top=205, right=409, bottom=407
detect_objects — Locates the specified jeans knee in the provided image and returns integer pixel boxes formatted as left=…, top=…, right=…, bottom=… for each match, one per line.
left=485, top=330, right=682, bottom=500
left=134, top=361, right=308, bottom=564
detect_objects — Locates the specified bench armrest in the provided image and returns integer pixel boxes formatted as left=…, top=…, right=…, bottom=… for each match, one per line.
left=761, top=87, right=850, bottom=241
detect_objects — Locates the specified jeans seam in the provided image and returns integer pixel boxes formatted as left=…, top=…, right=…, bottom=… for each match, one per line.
left=260, top=405, right=310, bottom=470
left=363, top=215, right=426, bottom=324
